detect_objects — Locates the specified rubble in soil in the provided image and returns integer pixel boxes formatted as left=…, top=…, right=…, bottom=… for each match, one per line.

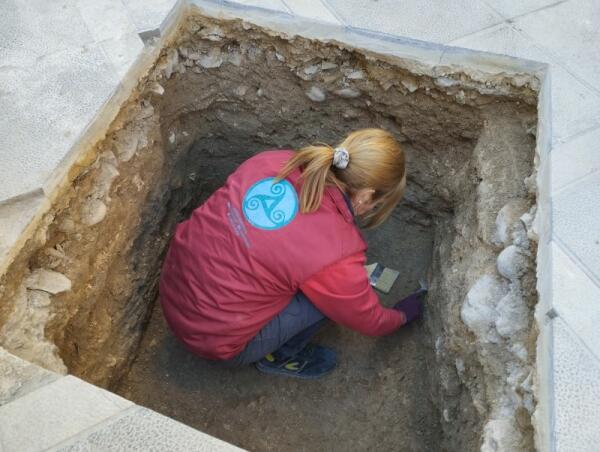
left=0, top=13, right=538, bottom=452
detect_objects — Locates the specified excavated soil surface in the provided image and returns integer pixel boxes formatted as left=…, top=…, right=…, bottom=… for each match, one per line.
left=117, top=205, right=441, bottom=452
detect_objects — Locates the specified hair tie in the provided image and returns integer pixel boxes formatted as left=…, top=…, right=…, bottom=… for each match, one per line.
left=332, top=147, right=350, bottom=169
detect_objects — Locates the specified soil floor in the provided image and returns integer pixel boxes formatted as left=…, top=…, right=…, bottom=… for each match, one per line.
left=115, top=211, right=441, bottom=451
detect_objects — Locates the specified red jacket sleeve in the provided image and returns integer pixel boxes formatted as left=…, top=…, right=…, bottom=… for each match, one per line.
left=299, top=252, right=406, bottom=336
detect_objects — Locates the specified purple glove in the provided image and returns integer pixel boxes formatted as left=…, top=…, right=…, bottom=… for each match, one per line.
left=393, top=288, right=426, bottom=325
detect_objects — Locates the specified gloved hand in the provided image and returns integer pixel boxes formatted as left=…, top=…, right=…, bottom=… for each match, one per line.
left=393, top=287, right=426, bottom=325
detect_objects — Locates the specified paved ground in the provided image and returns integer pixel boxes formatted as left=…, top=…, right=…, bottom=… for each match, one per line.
left=0, top=348, right=240, bottom=451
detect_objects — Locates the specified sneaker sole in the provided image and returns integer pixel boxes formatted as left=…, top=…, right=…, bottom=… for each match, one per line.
left=255, top=362, right=336, bottom=380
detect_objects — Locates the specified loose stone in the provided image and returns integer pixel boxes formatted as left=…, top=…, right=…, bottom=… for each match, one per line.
left=306, top=86, right=326, bottom=102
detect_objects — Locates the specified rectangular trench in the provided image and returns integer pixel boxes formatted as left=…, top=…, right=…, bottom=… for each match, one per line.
left=0, top=13, right=539, bottom=452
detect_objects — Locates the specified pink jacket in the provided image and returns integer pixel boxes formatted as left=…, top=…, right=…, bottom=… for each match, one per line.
left=159, top=150, right=404, bottom=360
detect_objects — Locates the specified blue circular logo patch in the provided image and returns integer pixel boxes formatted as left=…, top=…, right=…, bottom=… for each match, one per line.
left=242, top=177, right=298, bottom=230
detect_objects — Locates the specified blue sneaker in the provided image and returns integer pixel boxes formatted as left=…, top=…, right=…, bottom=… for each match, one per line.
left=255, top=344, right=337, bottom=379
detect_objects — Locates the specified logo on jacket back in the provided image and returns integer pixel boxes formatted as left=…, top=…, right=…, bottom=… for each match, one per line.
left=242, top=177, right=298, bottom=230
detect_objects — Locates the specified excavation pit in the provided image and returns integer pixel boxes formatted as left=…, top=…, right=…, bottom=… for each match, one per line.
left=0, top=13, right=539, bottom=452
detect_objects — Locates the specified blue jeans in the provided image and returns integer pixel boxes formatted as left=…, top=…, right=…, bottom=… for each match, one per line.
left=223, top=292, right=326, bottom=367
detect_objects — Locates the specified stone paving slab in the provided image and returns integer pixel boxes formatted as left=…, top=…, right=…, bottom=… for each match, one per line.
left=51, top=406, right=244, bottom=451
left=481, top=0, right=563, bottom=19
left=283, top=0, right=339, bottom=24
left=513, top=0, right=600, bottom=91
left=551, top=127, right=600, bottom=192
left=449, top=23, right=600, bottom=144
left=122, top=0, right=180, bottom=33
left=551, top=242, right=600, bottom=364
left=0, top=42, right=120, bottom=201
left=0, top=347, right=59, bottom=406
left=0, top=349, right=242, bottom=451
left=552, top=171, right=600, bottom=287
left=325, top=0, right=504, bottom=43
left=0, top=375, right=132, bottom=451
left=552, top=317, right=600, bottom=451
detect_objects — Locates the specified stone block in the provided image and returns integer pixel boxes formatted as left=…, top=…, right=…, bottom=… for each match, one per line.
left=552, top=318, right=600, bottom=451
left=0, top=44, right=119, bottom=202
left=551, top=243, right=600, bottom=363
left=99, top=32, right=146, bottom=80
left=0, top=375, right=132, bottom=451
left=281, top=0, right=339, bottom=23
left=324, top=0, right=503, bottom=43
left=514, top=0, right=600, bottom=91
left=53, top=406, right=244, bottom=451
left=225, top=0, right=290, bottom=14
left=551, top=126, right=600, bottom=192
left=0, top=0, right=93, bottom=67
left=0, top=348, right=59, bottom=406
left=552, top=171, right=600, bottom=284
left=450, top=23, right=600, bottom=143
left=76, top=0, right=137, bottom=42
left=122, top=0, right=180, bottom=33
left=0, top=193, right=49, bottom=275
left=482, top=0, right=561, bottom=19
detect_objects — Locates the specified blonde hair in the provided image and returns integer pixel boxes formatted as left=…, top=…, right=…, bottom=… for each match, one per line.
left=276, top=128, right=406, bottom=229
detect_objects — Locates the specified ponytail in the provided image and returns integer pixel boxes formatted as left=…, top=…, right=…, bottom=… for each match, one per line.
left=276, top=145, right=346, bottom=213
left=277, top=129, right=406, bottom=228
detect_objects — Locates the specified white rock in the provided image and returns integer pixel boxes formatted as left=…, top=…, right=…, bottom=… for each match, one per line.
left=306, top=86, right=326, bottom=102
left=495, top=285, right=529, bottom=338
left=481, top=419, right=521, bottom=452
left=497, top=245, right=528, bottom=282
left=346, top=69, right=365, bottom=80
left=334, top=88, right=361, bottom=98
left=58, top=218, right=76, bottom=234
left=455, top=358, right=465, bottom=375
left=510, top=343, right=528, bottom=362
left=321, top=61, right=337, bottom=70
left=91, top=152, right=119, bottom=198
left=28, top=290, right=52, bottom=308
left=520, top=205, right=538, bottom=242
left=80, top=199, right=107, bottom=226
left=303, top=64, right=320, bottom=75
left=435, top=77, right=458, bottom=88
left=197, top=48, right=223, bottom=68
left=443, top=409, right=451, bottom=422
left=199, top=25, right=224, bottom=41
left=275, top=52, right=285, bottom=62
left=114, top=129, right=139, bottom=163
left=148, top=82, right=164, bottom=95
left=401, top=79, right=418, bottom=92
left=461, top=275, right=508, bottom=342
left=227, top=49, right=242, bottom=66
left=164, top=48, right=179, bottom=79
left=493, top=200, right=529, bottom=247
left=187, top=52, right=201, bottom=60
left=233, top=85, right=248, bottom=97
left=25, top=269, right=71, bottom=295
left=136, top=103, right=154, bottom=120
left=0, top=286, right=68, bottom=374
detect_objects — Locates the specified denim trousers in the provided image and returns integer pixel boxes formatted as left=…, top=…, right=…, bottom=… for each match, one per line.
left=223, top=291, right=326, bottom=367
